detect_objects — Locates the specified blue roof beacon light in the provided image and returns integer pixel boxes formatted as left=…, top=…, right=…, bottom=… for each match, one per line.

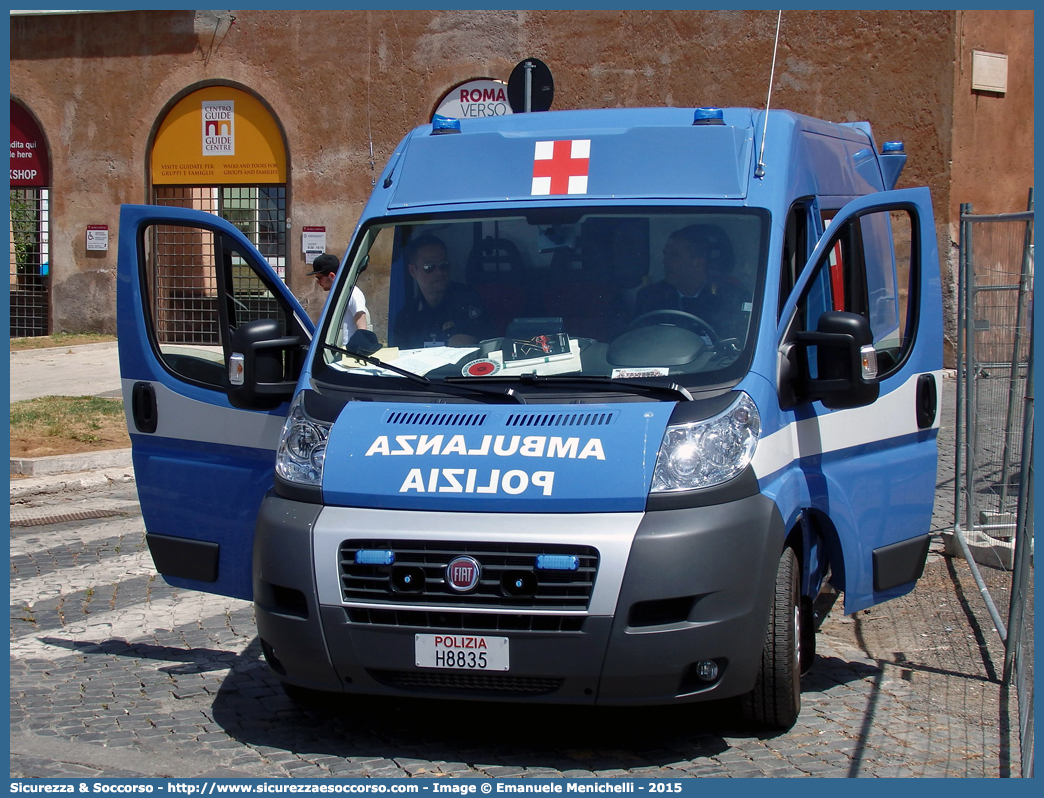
left=879, top=140, right=907, bottom=190
left=431, top=114, right=462, bottom=135
left=535, top=554, right=580, bottom=571
left=355, top=549, right=395, bottom=566
left=692, top=107, right=725, bottom=126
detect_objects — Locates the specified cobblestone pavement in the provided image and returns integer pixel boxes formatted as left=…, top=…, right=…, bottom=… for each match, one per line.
left=9, top=376, right=1023, bottom=778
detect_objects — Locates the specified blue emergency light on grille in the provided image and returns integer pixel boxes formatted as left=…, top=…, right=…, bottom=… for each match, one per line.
left=535, top=554, right=579, bottom=571
left=355, top=549, right=395, bottom=566
left=882, top=141, right=905, bottom=154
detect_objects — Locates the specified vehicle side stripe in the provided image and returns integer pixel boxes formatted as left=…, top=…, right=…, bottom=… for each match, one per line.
left=121, top=378, right=286, bottom=451
left=751, top=370, right=943, bottom=480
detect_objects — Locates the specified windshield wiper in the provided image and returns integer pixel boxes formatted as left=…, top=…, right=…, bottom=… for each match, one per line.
left=322, top=342, right=430, bottom=384
left=446, top=374, right=693, bottom=402
left=323, top=342, right=525, bottom=404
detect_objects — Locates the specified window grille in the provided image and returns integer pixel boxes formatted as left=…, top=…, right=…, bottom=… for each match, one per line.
left=9, top=188, right=49, bottom=337
left=152, top=185, right=287, bottom=344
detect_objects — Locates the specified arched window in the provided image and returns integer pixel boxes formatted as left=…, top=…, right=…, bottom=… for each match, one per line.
left=10, top=99, right=51, bottom=337
left=148, top=84, right=289, bottom=345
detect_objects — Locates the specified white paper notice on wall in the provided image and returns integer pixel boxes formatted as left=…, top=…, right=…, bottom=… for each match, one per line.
left=302, top=226, right=327, bottom=264
left=971, top=51, right=1008, bottom=93
left=86, top=225, right=109, bottom=251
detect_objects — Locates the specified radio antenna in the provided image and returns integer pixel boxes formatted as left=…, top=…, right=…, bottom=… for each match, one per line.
left=755, top=10, right=783, bottom=179
left=366, top=13, right=376, bottom=187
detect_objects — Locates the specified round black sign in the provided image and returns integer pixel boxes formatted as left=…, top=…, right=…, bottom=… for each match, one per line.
left=507, top=58, right=554, bottom=113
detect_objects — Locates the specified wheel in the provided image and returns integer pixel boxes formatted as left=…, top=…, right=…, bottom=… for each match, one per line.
left=742, top=547, right=802, bottom=730
left=626, top=309, right=719, bottom=343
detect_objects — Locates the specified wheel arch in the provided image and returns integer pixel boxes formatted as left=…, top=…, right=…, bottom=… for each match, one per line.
left=781, top=508, right=847, bottom=600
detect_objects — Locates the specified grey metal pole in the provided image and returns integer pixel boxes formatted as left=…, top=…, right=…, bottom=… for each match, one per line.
left=524, top=60, right=533, bottom=113
left=964, top=205, right=978, bottom=535
left=999, top=189, right=1034, bottom=513
left=1003, top=294, right=1033, bottom=684
left=954, top=204, right=968, bottom=528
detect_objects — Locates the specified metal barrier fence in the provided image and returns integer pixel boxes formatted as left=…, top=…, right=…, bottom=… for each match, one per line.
left=954, top=197, right=1034, bottom=777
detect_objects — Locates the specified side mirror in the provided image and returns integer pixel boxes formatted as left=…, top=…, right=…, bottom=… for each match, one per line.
left=793, top=311, right=880, bottom=409
left=228, top=318, right=305, bottom=410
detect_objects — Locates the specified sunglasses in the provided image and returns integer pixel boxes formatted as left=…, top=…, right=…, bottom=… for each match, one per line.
left=420, top=260, right=451, bottom=273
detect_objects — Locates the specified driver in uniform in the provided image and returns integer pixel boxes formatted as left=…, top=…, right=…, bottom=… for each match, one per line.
left=634, top=224, right=748, bottom=342
left=393, top=234, right=493, bottom=348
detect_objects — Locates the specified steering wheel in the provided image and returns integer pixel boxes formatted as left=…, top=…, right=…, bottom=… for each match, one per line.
left=626, top=309, right=719, bottom=344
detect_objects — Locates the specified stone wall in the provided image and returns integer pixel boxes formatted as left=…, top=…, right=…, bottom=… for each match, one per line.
left=10, top=9, right=1033, bottom=342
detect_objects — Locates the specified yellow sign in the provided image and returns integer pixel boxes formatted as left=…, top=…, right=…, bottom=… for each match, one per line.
left=152, top=87, right=286, bottom=185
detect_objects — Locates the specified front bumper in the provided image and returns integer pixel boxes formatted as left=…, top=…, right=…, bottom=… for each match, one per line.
left=252, top=492, right=784, bottom=705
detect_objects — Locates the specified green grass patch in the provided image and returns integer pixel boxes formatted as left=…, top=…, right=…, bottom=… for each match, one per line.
left=10, top=395, right=130, bottom=457
left=10, top=333, right=117, bottom=351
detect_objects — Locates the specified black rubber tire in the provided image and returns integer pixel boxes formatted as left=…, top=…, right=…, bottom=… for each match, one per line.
left=741, top=547, right=802, bottom=730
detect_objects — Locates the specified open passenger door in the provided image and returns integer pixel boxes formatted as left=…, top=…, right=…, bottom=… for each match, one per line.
left=117, top=205, right=314, bottom=600
left=777, top=187, right=944, bottom=612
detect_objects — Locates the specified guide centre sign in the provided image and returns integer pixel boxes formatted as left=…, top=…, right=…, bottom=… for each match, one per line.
left=434, top=79, right=512, bottom=120
left=152, top=87, right=286, bottom=185
left=202, top=100, right=235, bottom=156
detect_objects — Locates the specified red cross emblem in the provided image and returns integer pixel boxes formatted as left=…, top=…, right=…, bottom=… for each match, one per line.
left=532, top=139, right=590, bottom=196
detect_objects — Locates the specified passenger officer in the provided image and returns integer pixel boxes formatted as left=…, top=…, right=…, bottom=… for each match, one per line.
left=393, top=234, right=491, bottom=348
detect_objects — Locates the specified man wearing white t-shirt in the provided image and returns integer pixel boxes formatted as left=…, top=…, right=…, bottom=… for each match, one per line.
left=307, top=253, right=368, bottom=342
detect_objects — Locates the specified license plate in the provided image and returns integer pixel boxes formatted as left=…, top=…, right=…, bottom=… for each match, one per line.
left=415, top=634, right=509, bottom=671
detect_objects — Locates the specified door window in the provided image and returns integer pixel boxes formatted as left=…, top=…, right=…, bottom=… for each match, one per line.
left=141, top=223, right=290, bottom=389
left=796, top=207, right=917, bottom=378
left=778, top=201, right=812, bottom=322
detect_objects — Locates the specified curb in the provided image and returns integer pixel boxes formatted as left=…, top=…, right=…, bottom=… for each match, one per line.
left=10, top=466, right=136, bottom=503
left=10, top=448, right=132, bottom=478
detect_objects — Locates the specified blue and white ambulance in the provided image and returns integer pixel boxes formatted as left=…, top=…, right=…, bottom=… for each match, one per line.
left=117, top=106, right=942, bottom=729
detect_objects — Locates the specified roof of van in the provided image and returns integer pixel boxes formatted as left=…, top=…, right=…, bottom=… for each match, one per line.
left=378, top=107, right=878, bottom=211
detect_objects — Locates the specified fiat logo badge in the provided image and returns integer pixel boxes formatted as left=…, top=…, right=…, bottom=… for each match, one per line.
left=446, top=556, right=481, bottom=592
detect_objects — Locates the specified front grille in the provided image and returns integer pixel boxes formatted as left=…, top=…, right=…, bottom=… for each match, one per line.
left=346, top=607, right=585, bottom=632
left=368, top=669, right=564, bottom=696
left=339, top=539, right=599, bottom=610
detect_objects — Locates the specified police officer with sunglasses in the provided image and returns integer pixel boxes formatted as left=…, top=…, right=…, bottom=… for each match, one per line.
left=393, top=233, right=491, bottom=349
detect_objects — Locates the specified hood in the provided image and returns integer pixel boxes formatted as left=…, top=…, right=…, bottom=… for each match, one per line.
left=321, top=401, right=675, bottom=513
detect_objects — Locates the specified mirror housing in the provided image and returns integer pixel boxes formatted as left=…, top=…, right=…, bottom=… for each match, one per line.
left=228, top=318, right=304, bottom=410
left=792, top=311, right=880, bottom=410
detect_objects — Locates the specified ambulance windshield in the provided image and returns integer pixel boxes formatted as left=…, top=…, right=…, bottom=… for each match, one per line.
left=318, top=208, right=767, bottom=391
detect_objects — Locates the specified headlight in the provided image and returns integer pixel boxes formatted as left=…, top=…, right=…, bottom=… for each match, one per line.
left=651, top=391, right=760, bottom=493
left=275, top=393, right=332, bottom=487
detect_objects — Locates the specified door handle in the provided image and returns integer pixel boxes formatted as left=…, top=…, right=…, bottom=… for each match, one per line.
left=915, top=373, right=937, bottom=429
left=132, top=381, right=158, bottom=433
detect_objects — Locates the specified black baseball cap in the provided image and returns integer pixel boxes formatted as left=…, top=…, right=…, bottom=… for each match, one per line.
left=307, top=253, right=339, bottom=276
